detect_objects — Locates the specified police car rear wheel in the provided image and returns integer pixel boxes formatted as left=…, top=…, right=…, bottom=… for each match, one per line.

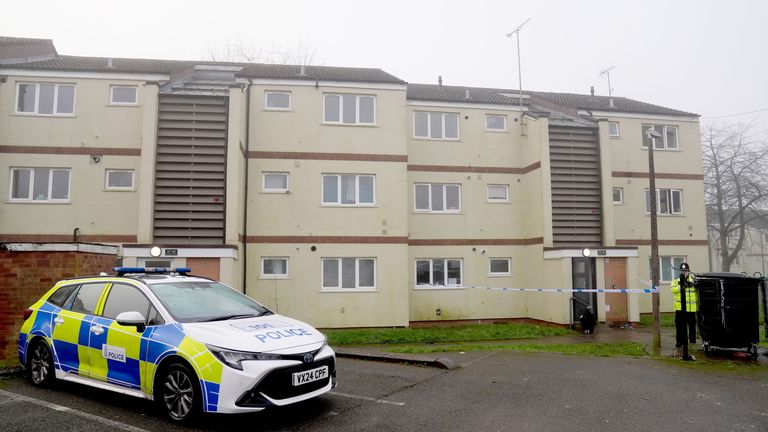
left=159, top=363, right=199, bottom=422
left=28, top=340, right=54, bottom=386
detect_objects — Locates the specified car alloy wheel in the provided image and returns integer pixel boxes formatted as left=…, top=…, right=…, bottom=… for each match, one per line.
left=161, top=364, right=198, bottom=421
left=28, top=341, right=53, bottom=386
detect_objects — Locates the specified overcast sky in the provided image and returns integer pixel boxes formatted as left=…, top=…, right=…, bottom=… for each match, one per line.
left=2, top=0, right=766, bottom=130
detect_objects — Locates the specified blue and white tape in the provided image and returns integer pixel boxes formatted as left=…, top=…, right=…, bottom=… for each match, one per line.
left=462, top=286, right=657, bottom=293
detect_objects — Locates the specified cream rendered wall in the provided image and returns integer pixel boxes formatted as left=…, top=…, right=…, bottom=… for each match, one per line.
left=245, top=83, right=409, bottom=327
left=247, top=243, right=409, bottom=328
left=1, top=76, right=147, bottom=239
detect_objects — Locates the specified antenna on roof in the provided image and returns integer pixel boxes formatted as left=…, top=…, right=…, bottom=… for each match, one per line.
left=600, top=66, right=615, bottom=107
left=438, top=75, right=443, bottom=87
left=505, top=18, right=531, bottom=122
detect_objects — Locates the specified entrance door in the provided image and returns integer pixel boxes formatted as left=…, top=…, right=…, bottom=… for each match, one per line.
left=571, top=257, right=597, bottom=324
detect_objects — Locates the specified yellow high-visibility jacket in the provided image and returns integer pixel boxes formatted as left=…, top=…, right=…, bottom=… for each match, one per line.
left=670, top=274, right=698, bottom=312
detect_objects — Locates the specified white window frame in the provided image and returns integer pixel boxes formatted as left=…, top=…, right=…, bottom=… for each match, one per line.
left=413, top=111, right=460, bottom=140
left=648, top=256, right=687, bottom=283
left=9, top=167, right=71, bottom=202
left=608, top=121, right=620, bottom=137
left=261, top=257, right=289, bottom=279
left=485, top=114, right=508, bottom=132
left=321, top=174, right=375, bottom=206
left=612, top=187, right=624, bottom=205
left=487, top=184, right=509, bottom=203
left=105, top=169, right=135, bottom=191
left=264, top=91, right=292, bottom=111
left=414, top=183, right=461, bottom=213
left=15, top=82, right=76, bottom=116
left=321, top=257, right=376, bottom=291
left=262, top=172, right=290, bottom=193
left=109, top=85, right=138, bottom=105
left=642, top=125, right=679, bottom=150
left=415, top=258, right=463, bottom=289
left=322, top=93, right=376, bottom=125
left=489, top=258, right=512, bottom=276
left=645, top=188, right=683, bottom=215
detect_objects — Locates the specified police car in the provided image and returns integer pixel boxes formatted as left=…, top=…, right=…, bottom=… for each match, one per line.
left=18, top=267, right=336, bottom=422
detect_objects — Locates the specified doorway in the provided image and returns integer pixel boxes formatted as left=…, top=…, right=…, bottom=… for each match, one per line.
left=571, top=257, right=597, bottom=325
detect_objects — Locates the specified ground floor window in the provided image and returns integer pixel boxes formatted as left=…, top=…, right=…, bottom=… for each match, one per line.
left=415, top=258, right=462, bottom=287
left=322, top=258, right=376, bottom=290
left=648, top=255, right=686, bottom=282
left=262, top=257, right=288, bottom=278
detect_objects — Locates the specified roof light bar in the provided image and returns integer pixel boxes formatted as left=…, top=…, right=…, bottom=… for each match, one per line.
left=113, top=267, right=191, bottom=276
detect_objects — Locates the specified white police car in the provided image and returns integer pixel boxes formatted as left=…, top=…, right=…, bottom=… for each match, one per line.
left=18, top=267, right=336, bottom=422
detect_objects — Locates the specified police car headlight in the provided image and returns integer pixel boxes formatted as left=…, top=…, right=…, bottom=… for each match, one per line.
left=206, top=344, right=282, bottom=370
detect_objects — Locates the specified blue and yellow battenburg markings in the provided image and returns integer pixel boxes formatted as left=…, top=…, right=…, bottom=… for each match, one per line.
left=18, top=280, right=224, bottom=412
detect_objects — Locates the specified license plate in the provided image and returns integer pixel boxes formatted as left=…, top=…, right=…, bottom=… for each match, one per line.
left=292, top=366, right=329, bottom=386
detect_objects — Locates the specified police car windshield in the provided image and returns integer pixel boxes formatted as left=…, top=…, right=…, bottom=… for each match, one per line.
left=148, top=281, right=270, bottom=323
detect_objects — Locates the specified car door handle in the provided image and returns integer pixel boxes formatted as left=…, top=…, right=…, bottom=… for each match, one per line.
left=90, top=325, right=105, bottom=335
left=53, top=317, right=64, bottom=325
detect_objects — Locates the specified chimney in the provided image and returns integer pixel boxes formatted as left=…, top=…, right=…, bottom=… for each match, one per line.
left=590, top=86, right=594, bottom=97
left=438, top=75, right=443, bottom=87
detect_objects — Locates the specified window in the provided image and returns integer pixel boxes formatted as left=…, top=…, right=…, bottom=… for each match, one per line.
left=414, top=111, right=459, bottom=139
left=642, top=125, right=679, bottom=150
left=322, top=174, right=375, bottom=206
left=322, top=258, right=376, bottom=290
left=106, top=169, right=134, bottom=190
left=612, top=187, right=623, bottom=205
left=10, top=168, right=70, bottom=202
left=415, top=259, right=462, bottom=287
left=323, top=94, right=375, bottom=125
left=485, top=114, right=507, bottom=131
left=645, top=188, right=683, bottom=215
left=414, top=183, right=461, bottom=212
left=732, top=253, right=741, bottom=266
left=489, top=258, right=511, bottom=276
left=265, top=91, right=291, bottom=110
left=47, top=284, right=79, bottom=307
left=102, top=283, right=151, bottom=321
left=65, top=283, right=108, bottom=314
left=110, top=86, right=137, bottom=105
left=608, top=121, right=620, bottom=137
left=263, top=172, right=289, bottom=192
left=487, top=184, right=509, bottom=202
left=648, top=256, right=686, bottom=282
left=16, top=82, right=75, bottom=115
left=262, top=257, right=288, bottom=278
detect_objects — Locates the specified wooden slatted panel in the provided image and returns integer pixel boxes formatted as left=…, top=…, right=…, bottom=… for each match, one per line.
left=153, top=94, right=228, bottom=244
left=549, top=125, right=602, bottom=246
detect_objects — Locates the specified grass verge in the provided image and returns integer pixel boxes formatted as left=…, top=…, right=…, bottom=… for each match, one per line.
left=639, top=312, right=676, bottom=328
left=325, top=323, right=571, bottom=346
left=389, top=342, right=649, bottom=357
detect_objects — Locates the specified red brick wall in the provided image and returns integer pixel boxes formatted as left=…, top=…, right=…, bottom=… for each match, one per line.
left=604, top=257, right=629, bottom=326
left=0, top=249, right=117, bottom=361
left=187, top=257, right=220, bottom=281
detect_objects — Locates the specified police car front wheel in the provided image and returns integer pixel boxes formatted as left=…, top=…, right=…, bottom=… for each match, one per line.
left=158, top=362, right=200, bottom=422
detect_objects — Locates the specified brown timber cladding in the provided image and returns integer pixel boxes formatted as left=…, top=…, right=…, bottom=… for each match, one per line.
left=549, top=125, right=602, bottom=246
left=153, top=95, right=228, bottom=244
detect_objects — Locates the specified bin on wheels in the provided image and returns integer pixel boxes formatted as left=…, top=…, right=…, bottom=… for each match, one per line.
left=695, top=272, right=761, bottom=358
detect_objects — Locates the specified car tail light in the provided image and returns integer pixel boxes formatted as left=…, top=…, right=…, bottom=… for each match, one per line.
left=23, top=308, right=33, bottom=322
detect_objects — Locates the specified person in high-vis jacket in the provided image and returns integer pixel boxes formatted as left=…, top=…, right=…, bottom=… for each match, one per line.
left=670, top=262, right=698, bottom=356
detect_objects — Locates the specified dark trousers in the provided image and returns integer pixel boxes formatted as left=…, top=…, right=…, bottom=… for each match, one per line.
left=675, top=310, right=697, bottom=346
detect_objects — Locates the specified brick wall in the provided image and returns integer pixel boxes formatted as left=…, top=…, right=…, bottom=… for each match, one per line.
left=604, top=257, right=629, bottom=326
left=187, top=257, right=220, bottom=281
left=0, top=249, right=117, bottom=361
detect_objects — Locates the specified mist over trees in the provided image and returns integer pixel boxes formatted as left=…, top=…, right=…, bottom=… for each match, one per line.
left=702, top=122, right=768, bottom=271
left=207, top=36, right=320, bottom=65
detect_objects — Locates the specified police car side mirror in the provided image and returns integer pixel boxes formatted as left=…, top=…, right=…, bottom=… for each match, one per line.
left=116, top=311, right=147, bottom=333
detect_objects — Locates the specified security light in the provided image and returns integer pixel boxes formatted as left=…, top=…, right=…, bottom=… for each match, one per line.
left=150, top=246, right=162, bottom=257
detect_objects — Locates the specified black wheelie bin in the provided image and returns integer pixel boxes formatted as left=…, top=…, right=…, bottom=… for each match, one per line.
left=695, top=272, right=761, bottom=358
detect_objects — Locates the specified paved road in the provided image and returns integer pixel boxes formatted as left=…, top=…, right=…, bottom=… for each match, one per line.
left=1, top=353, right=767, bottom=432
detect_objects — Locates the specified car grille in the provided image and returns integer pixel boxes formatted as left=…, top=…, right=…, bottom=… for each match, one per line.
left=236, top=356, right=336, bottom=407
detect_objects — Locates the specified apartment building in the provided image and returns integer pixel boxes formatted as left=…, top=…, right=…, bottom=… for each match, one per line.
left=0, top=36, right=708, bottom=329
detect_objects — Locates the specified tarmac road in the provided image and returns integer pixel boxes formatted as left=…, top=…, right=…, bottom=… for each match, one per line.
left=1, top=352, right=767, bottom=432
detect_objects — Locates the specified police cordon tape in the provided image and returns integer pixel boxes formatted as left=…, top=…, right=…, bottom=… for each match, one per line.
left=444, top=279, right=659, bottom=293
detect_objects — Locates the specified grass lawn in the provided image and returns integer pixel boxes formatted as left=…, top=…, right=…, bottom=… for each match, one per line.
left=639, top=312, right=676, bottom=328
left=324, top=323, right=571, bottom=346
left=389, top=342, right=650, bottom=357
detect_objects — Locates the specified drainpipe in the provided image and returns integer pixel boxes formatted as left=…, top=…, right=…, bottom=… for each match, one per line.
left=73, top=227, right=80, bottom=243
left=241, top=79, right=252, bottom=294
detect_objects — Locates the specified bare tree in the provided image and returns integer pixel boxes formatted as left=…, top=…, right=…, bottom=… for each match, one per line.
left=207, top=36, right=320, bottom=65
left=703, top=122, right=768, bottom=271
